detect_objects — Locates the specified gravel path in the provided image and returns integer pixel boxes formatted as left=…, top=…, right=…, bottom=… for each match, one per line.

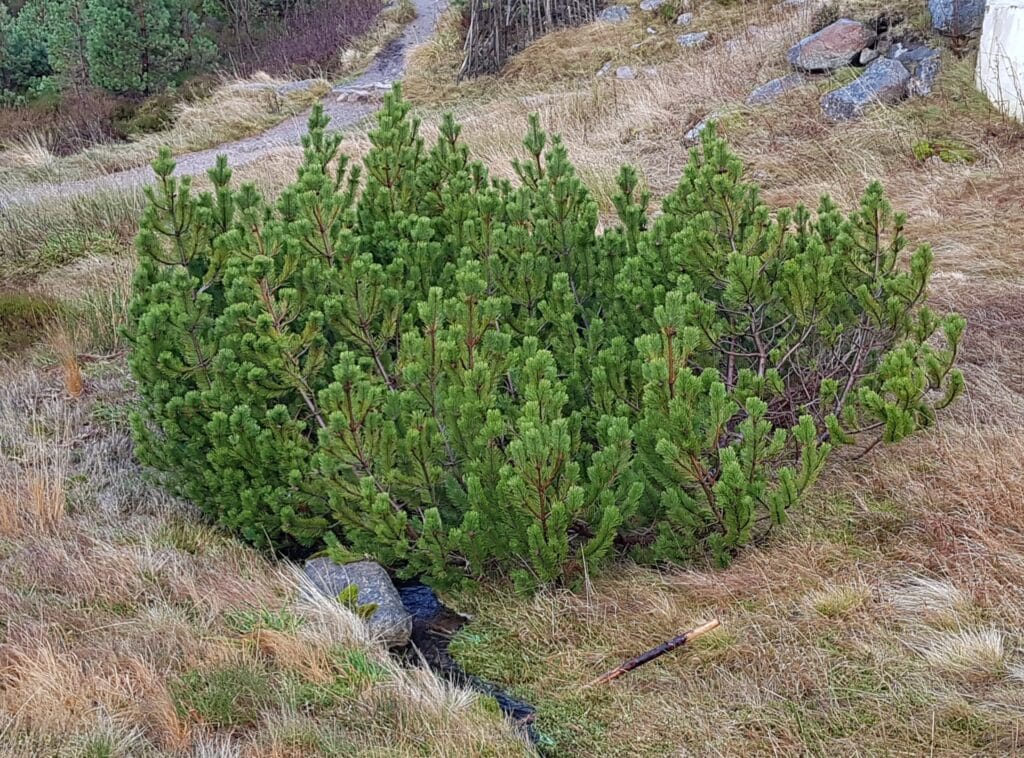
left=0, top=0, right=448, bottom=210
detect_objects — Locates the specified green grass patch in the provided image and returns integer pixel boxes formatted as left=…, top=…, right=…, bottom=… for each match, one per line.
left=225, top=607, right=303, bottom=634
left=912, top=138, right=978, bottom=164
left=173, top=664, right=276, bottom=728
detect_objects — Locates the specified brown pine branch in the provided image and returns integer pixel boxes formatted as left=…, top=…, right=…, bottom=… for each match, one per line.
left=585, top=619, right=721, bottom=688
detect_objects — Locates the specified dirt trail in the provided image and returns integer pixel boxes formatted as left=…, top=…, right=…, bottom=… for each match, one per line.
left=0, top=0, right=448, bottom=210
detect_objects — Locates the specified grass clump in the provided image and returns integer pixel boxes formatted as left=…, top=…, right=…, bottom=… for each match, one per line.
left=912, top=138, right=978, bottom=164
left=173, top=664, right=276, bottom=728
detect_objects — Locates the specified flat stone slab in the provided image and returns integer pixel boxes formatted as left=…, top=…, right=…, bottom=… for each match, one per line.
left=747, top=73, right=806, bottom=105
left=787, top=18, right=876, bottom=72
left=304, top=558, right=413, bottom=649
left=820, top=58, right=910, bottom=121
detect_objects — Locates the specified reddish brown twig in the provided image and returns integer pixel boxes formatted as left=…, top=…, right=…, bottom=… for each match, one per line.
left=585, top=619, right=721, bottom=687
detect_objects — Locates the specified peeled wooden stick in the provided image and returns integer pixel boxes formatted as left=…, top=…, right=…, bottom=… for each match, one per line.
left=585, top=619, right=721, bottom=688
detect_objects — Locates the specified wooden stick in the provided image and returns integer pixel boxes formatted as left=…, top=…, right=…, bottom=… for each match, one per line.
left=585, top=619, right=721, bottom=688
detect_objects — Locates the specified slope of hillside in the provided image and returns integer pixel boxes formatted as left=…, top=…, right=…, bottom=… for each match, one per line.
left=3, top=0, right=1024, bottom=755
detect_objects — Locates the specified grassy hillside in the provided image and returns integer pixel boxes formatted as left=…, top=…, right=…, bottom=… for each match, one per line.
left=3, top=0, right=1024, bottom=754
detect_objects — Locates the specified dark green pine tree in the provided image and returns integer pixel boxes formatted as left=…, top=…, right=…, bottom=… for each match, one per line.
left=84, top=0, right=213, bottom=94
left=45, top=0, right=92, bottom=93
left=128, top=88, right=964, bottom=590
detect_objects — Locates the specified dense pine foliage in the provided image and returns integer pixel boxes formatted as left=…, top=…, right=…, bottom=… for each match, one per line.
left=128, top=87, right=964, bottom=590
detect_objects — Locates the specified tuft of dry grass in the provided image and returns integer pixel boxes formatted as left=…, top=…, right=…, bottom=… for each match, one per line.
left=917, top=628, right=1008, bottom=679
left=0, top=412, right=69, bottom=537
left=0, top=132, right=57, bottom=170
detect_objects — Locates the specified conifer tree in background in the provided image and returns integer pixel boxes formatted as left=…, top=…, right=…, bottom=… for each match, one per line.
left=128, top=87, right=964, bottom=590
left=45, top=0, right=93, bottom=94
left=0, top=0, right=52, bottom=96
left=84, top=0, right=212, bottom=94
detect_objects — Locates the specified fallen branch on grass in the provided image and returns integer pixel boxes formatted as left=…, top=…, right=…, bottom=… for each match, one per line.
left=585, top=619, right=721, bottom=687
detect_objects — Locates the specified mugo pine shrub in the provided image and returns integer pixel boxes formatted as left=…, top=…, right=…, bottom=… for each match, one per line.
left=128, top=86, right=964, bottom=590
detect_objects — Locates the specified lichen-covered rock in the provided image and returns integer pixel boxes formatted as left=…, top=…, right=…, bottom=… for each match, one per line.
left=787, top=19, right=876, bottom=72
left=598, top=5, right=630, bottom=22
left=746, top=73, right=806, bottom=105
left=304, top=558, right=413, bottom=649
left=820, top=58, right=910, bottom=121
left=889, top=44, right=942, bottom=96
left=928, top=0, right=984, bottom=36
left=676, top=12, right=694, bottom=26
left=677, top=31, right=710, bottom=47
left=640, top=0, right=666, bottom=10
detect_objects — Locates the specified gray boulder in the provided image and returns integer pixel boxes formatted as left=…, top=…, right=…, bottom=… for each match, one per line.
left=677, top=31, right=710, bottom=48
left=616, top=66, right=637, bottom=79
left=929, top=0, right=984, bottom=36
left=599, top=5, right=630, bottom=22
left=676, top=12, right=694, bottom=26
left=640, top=0, right=666, bottom=10
left=889, top=44, right=942, bottom=96
left=820, top=58, right=910, bottom=121
left=746, top=73, right=806, bottom=105
left=304, top=558, right=413, bottom=649
left=787, top=19, right=876, bottom=72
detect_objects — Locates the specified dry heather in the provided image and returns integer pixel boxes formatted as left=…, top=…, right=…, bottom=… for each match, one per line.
left=0, top=269, right=527, bottom=756
left=4, top=0, right=1024, bottom=754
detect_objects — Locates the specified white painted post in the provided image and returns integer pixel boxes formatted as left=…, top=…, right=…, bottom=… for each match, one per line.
left=977, top=0, right=1024, bottom=122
